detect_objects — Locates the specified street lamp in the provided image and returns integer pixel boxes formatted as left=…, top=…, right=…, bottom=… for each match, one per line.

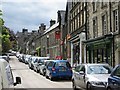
left=47, top=35, right=49, bottom=57
left=32, top=42, right=35, bottom=47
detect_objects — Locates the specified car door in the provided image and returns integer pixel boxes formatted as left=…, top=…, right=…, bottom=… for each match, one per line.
left=110, top=66, right=120, bottom=90
left=73, top=65, right=81, bottom=87
left=33, top=58, right=38, bottom=70
left=77, top=65, right=86, bottom=88
left=46, top=61, right=54, bottom=77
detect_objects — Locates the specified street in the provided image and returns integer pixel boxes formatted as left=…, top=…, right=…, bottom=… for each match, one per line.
left=9, top=56, right=72, bottom=88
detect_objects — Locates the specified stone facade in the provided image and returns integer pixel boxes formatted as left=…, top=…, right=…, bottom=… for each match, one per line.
left=85, top=2, right=120, bottom=66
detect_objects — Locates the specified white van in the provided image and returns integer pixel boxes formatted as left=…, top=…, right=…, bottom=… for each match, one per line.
left=0, top=58, right=21, bottom=90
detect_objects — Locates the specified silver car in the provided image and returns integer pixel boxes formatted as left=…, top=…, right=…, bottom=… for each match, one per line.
left=72, top=63, right=112, bottom=90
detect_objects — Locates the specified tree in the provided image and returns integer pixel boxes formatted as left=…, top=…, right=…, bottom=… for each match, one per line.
left=0, top=10, right=14, bottom=54
left=2, top=26, right=12, bottom=53
left=0, top=10, right=3, bottom=54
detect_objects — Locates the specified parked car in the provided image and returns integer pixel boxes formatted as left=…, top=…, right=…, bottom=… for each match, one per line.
left=18, top=54, right=23, bottom=62
left=45, top=60, right=72, bottom=81
left=39, top=60, right=54, bottom=76
left=0, top=55, right=10, bottom=63
left=72, top=63, right=112, bottom=90
left=33, top=57, right=50, bottom=73
left=0, top=58, right=21, bottom=89
left=107, top=64, right=120, bottom=90
left=28, top=56, right=38, bottom=69
left=24, top=55, right=31, bottom=64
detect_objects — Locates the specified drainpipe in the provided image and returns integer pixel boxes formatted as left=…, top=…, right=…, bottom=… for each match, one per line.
left=85, top=2, right=88, bottom=63
left=109, top=2, right=115, bottom=67
left=118, top=1, right=120, bottom=34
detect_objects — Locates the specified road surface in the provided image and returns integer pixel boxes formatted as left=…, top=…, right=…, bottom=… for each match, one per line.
left=9, top=56, right=72, bottom=89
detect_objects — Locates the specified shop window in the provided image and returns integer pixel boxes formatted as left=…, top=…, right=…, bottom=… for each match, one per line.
left=118, top=51, right=120, bottom=64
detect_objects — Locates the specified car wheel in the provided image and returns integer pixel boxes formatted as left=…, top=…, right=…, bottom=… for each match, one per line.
left=49, top=74, right=53, bottom=81
left=43, top=69, right=46, bottom=76
left=37, top=69, right=39, bottom=73
left=29, top=64, right=31, bottom=69
left=39, top=70, right=42, bottom=75
left=87, top=83, right=92, bottom=90
left=72, top=80, right=77, bottom=90
left=45, top=74, right=49, bottom=79
left=107, top=87, right=112, bottom=90
left=68, top=77, right=72, bottom=81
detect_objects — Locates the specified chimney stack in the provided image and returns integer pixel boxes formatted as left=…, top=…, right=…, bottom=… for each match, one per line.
left=50, top=19, right=56, bottom=27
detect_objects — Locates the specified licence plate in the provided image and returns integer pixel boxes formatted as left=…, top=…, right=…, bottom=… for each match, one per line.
left=59, top=67, right=66, bottom=71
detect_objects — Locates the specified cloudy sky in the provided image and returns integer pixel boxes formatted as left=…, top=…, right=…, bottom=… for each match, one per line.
left=2, top=0, right=67, bottom=33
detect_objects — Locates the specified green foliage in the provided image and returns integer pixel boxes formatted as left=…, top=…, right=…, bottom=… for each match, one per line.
left=2, top=37, right=11, bottom=53
left=0, top=10, right=14, bottom=54
left=1, top=26, right=11, bottom=53
left=0, top=18, right=4, bottom=26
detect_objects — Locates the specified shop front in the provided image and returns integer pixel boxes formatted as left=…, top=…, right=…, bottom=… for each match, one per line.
left=70, top=32, right=86, bottom=66
left=85, top=36, right=113, bottom=66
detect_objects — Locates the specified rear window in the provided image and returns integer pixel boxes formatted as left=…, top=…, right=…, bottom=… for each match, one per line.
left=55, top=61, right=71, bottom=68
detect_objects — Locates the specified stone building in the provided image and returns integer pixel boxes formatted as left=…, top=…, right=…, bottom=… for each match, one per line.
left=66, top=1, right=87, bottom=66
left=84, top=1, right=120, bottom=67
left=40, top=20, right=61, bottom=59
left=16, top=29, right=30, bottom=54
left=57, top=10, right=66, bottom=59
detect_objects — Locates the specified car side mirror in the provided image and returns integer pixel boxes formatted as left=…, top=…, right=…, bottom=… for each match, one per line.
left=79, top=71, right=85, bottom=75
left=39, top=63, right=42, bottom=65
left=14, top=77, right=21, bottom=86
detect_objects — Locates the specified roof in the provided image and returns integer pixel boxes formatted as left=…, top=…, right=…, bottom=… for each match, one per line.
left=44, top=23, right=59, bottom=34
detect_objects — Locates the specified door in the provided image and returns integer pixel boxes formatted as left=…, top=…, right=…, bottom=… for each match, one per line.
left=73, top=65, right=81, bottom=87
left=111, top=66, right=120, bottom=89
left=46, top=61, right=54, bottom=77
left=77, top=65, right=86, bottom=88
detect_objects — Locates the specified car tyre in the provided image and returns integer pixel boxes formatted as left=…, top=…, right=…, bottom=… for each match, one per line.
left=39, top=70, right=42, bottom=75
left=107, top=87, right=112, bottom=90
left=49, top=74, right=54, bottom=81
left=37, top=69, right=39, bottom=73
left=45, top=74, right=49, bottom=79
left=43, top=70, right=46, bottom=76
left=87, top=83, right=92, bottom=90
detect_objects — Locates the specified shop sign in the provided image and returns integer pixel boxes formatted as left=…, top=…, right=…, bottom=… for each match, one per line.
left=55, top=31, right=60, bottom=39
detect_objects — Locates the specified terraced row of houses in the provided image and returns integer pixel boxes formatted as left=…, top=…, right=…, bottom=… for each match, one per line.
left=16, top=1, right=120, bottom=67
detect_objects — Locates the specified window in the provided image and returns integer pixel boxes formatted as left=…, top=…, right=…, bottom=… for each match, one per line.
left=75, top=65, right=81, bottom=72
left=113, top=9, right=118, bottom=32
left=113, top=66, right=120, bottom=77
left=93, top=2, right=97, bottom=12
left=93, top=17, right=98, bottom=38
left=101, top=1, right=107, bottom=8
left=102, top=14, right=107, bottom=35
left=47, top=61, right=54, bottom=67
left=78, top=16, right=80, bottom=28
left=80, top=66, right=85, bottom=73
left=87, top=65, right=112, bottom=74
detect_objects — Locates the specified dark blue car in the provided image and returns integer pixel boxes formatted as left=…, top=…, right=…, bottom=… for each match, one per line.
left=45, top=60, right=72, bottom=81
left=107, top=64, right=120, bottom=90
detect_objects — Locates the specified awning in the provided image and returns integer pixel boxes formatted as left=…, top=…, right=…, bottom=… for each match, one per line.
left=86, top=38, right=112, bottom=50
left=36, top=46, right=41, bottom=50
left=30, top=50, right=37, bottom=55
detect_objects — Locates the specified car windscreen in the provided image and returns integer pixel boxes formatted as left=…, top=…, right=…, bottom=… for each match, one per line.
left=87, top=65, right=112, bottom=74
left=56, top=61, right=71, bottom=68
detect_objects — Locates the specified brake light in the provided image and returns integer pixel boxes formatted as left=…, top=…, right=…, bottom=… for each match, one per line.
left=52, top=67, right=55, bottom=71
left=69, top=68, right=72, bottom=70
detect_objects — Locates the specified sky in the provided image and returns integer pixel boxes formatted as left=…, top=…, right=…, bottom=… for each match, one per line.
left=2, top=0, right=67, bottom=33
